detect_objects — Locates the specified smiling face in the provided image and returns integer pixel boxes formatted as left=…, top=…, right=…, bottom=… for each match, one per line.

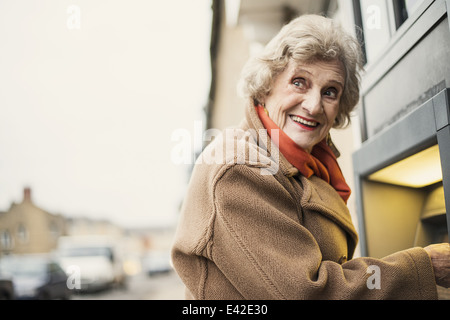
left=262, top=59, right=345, bottom=153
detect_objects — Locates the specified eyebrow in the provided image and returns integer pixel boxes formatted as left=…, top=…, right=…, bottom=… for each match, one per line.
left=328, top=79, right=345, bottom=89
left=293, top=68, right=345, bottom=89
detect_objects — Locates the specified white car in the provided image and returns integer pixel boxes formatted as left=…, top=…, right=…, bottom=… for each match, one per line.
left=141, top=250, right=173, bottom=276
left=56, top=236, right=127, bottom=292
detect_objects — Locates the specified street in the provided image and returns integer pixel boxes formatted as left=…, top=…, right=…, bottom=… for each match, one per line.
left=71, top=270, right=185, bottom=300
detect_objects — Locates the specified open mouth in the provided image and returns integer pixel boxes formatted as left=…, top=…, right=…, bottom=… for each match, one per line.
left=290, top=115, right=319, bottom=129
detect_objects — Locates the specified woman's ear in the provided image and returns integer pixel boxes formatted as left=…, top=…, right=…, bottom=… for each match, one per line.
left=253, top=98, right=262, bottom=106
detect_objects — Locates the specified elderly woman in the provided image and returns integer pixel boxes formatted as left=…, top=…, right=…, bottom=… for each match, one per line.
left=171, top=14, right=450, bottom=299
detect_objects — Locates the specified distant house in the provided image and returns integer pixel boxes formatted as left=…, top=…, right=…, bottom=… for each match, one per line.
left=0, top=187, right=175, bottom=278
left=0, top=187, right=67, bottom=256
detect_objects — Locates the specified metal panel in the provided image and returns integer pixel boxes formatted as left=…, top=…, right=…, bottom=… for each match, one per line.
left=437, top=127, right=450, bottom=238
left=353, top=89, right=450, bottom=256
left=434, top=87, right=450, bottom=130
left=363, top=17, right=450, bottom=138
left=353, top=97, right=437, bottom=177
left=361, top=0, right=443, bottom=95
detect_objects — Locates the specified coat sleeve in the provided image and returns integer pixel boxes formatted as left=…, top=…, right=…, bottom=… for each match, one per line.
left=210, top=164, right=438, bottom=300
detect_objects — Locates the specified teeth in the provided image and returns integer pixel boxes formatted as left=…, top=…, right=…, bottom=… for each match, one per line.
left=291, top=115, right=318, bottom=127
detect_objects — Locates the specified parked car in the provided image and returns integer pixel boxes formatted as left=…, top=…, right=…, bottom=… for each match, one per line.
left=56, top=235, right=128, bottom=292
left=141, top=250, right=173, bottom=276
left=0, top=274, right=14, bottom=300
left=0, top=254, right=72, bottom=300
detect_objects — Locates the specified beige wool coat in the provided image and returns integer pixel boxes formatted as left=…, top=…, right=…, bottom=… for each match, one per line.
left=171, top=103, right=438, bottom=300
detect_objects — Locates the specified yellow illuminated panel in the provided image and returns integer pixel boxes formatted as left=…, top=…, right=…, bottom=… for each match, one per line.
left=368, top=145, right=443, bottom=188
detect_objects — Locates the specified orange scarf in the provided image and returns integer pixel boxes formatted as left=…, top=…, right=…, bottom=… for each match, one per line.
left=256, top=105, right=351, bottom=204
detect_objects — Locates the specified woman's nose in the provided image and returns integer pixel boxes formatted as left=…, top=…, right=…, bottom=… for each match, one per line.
left=302, top=90, right=323, bottom=115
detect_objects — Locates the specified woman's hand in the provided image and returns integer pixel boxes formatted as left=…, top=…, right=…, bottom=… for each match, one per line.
left=424, top=243, right=450, bottom=288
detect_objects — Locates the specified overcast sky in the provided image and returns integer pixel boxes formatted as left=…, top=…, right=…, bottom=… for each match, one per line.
left=0, top=0, right=212, bottom=228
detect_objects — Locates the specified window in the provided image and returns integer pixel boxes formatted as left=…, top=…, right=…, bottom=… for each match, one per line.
left=359, top=0, right=392, bottom=64
left=17, top=223, right=29, bottom=243
left=354, top=0, right=426, bottom=65
left=0, top=230, right=13, bottom=250
left=49, top=220, right=60, bottom=239
left=393, top=0, right=425, bottom=29
left=405, top=0, right=426, bottom=16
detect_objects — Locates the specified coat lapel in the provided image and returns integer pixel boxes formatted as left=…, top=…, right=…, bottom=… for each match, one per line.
left=299, top=175, right=359, bottom=258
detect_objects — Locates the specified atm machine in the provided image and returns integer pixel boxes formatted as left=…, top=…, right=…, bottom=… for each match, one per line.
left=353, top=89, right=450, bottom=258
left=353, top=89, right=450, bottom=299
left=351, top=0, right=450, bottom=299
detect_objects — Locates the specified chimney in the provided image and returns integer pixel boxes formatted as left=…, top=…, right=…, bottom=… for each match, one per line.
left=23, top=187, right=32, bottom=203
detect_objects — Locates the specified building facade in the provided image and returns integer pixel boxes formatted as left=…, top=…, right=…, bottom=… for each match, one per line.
left=0, top=187, right=67, bottom=256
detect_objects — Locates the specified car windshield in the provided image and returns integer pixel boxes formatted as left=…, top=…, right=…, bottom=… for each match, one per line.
left=59, top=246, right=112, bottom=258
left=0, top=256, right=47, bottom=277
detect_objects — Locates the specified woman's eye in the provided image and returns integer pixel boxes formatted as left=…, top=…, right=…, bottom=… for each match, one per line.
left=292, top=78, right=306, bottom=88
left=323, top=88, right=338, bottom=99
